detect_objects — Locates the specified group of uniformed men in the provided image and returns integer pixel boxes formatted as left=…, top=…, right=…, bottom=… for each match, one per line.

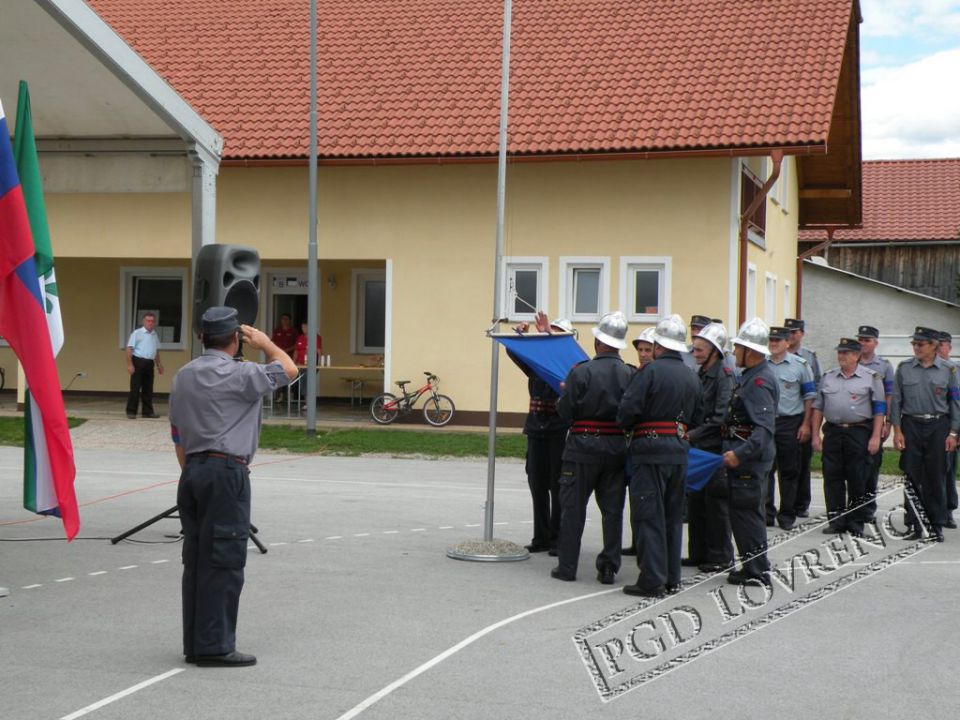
left=512, top=311, right=960, bottom=597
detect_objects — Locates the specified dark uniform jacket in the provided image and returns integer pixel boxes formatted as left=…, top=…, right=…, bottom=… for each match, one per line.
left=557, top=352, right=634, bottom=465
left=507, top=351, right=568, bottom=437
left=617, top=352, right=703, bottom=464
left=687, top=358, right=735, bottom=452
left=724, top=360, right=779, bottom=470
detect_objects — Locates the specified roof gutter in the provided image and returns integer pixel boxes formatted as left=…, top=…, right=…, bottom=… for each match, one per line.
left=220, top=143, right=827, bottom=168
left=738, top=150, right=783, bottom=327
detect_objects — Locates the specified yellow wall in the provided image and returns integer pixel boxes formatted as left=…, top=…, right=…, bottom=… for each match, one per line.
left=9, top=156, right=800, bottom=414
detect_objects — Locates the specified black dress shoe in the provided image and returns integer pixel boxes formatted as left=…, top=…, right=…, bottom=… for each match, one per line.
left=796, top=509, right=810, bottom=518
left=550, top=567, right=576, bottom=582
left=778, top=517, right=796, bottom=531
left=548, top=547, right=558, bottom=557
left=623, top=582, right=665, bottom=598
left=932, top=527, right=945, bottom=542
left=727, top=570, right=770, bottom=587
left=945, top=514, right=957, bottom=529
left=665, top=584, right=680, bottom=595
left=597, top=567, right=616, bottom=585
left=765, top=518, right=776, bottom=527
left=699, top=561, right=734, bottom=573
left=524, top=543, right=550, bottom=553
left=143, top=413, right=161, bottom=419
left=621, top=545, right=637, bottom=556
left=680, top=557, right=704, bottom=567
left=821, top=525, right=844, bottom=534
left=185, top=655, right=196, bottom=664
left=126, top=413, right=137, bottom=419
left=195, top=651, right=257, bottom=667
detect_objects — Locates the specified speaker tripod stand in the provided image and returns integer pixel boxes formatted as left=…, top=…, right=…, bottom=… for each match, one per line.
left=110, top=506, right=268, bottom=554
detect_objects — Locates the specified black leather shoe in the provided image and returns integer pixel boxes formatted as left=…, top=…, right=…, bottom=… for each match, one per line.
left=699, top=561, right=734, bottom=573
left=680, top=557, right=704, bottom=567
left=821, top=525, right=844, bottom=534
left=143, top=413, right=161, bottom=419
left=623, top=582, right=665, bottom=598
left=597, top=567, right=616, bottom=585
left=548, top=548, right=558, bottom=557
left=796, top=509, right=810, bottom=518
left=778, top=517, right=796, bottom=531
left=765, top=518, right=776, bottom=527
left=126, top=413, right=137, bottom=419
left=621, top=545, right=637, bottom=556
left=185, top=655, right=196, bottom=664
left=524, top=543, right=550, bottom=553
left=665, top=584, right=680, bottom=595
left=195, top=651, right=257, bottom=667
left=727, top=570, right=771, bottom=586
left=945, top=514, right=957, bottom=529
left=550, top=567, right=575, bottom=582
left=932, top=527, right=945, bottom=542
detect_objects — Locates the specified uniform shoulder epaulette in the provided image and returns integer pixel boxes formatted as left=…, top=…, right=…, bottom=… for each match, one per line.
left=863, top=366, right=878, bottom=377
left=793, top=353, right=808, bottom=366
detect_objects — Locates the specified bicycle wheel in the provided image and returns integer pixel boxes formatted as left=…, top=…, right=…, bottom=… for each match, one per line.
left=423, top=394, right=455, bottom=427
left=370, top=393, right=400, bottom=424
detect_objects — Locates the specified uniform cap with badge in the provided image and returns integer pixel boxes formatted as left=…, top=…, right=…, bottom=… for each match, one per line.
left=201, top=306, right=240, bottom=336
left=784, top=318, right=805, bottom=332
left=689, top=314, right=712, bottom=330
left=591, top=311, right=628, bottom=350
left=768, top=326, right=791, bottom=341
left=652, top=314, right=689, bottom=353
left=835, top=337, right=861, bottom=352
left=732, top=317, right=772, bottom=356
left=856, top=325, right=879, bottom=339
left=911, top=326, right=940, bottom=342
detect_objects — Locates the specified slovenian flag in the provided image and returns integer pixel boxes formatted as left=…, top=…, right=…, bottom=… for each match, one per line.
left=0, top=88, right=79, bottom=540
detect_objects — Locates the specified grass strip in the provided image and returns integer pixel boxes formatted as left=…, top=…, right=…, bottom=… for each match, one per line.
left=0, top=417, right=87, bottom=446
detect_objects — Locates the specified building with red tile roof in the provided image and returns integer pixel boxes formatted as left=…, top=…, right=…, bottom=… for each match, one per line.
left=801, top=159, right=960, bottom=302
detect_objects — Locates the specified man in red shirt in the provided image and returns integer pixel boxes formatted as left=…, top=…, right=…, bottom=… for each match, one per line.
left=270, top=313, right=299, bottom=358
left=294, top=321, right=322, bottom=366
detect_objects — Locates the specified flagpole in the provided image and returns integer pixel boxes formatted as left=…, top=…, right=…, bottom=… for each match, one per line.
left=305, top=0, right=319, bottom=435
left=447, top=0, right=527, bottom=562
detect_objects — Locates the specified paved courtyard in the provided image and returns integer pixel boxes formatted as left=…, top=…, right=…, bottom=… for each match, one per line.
left=1, top=424, right=959, bottom=719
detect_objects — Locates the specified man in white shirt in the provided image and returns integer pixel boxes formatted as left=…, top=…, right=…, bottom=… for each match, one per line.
left=125, top=312, right=164, bottom=418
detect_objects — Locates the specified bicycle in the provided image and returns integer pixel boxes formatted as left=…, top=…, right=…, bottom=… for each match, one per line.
left=370, top=372, right=455, bottom=427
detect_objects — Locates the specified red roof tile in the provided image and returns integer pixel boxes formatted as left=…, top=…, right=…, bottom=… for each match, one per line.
left=800, top=159, right=960, bottom=242
left=87, top=0, right=856, bottom=160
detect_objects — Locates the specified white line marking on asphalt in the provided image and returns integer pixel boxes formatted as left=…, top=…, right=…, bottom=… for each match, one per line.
left=438, top=526, right=453, bottom=529
left=354, top=534, right=370, bottom=537
left=60, top=668, right=185, bottom=720
left=22, top=584, right=42, bottom=589
left=88, top=571, right=108, bottom=576
left=494, top=522, right=507, bottom=526
left=411, top=528, right=425, bottom=532
left=382, top=531, right=399, bottom=534
left=269, top=542, right=288, bottom=546
left=917, top=559, right=960, bottom=564
left=465, top=524, right=480, bottom=527
left=151, top=559, right=169, bottom=564
left=333, top=587, right=619, bottom=720
left=326, top=536, right=343, bottom=540
left=297, top=538, right=315, bottom=543
left=55, top=577, right=74, bottom=583
left=520, top=520, right=533, bottom=524
left=118, top=565, right=138, bottom=570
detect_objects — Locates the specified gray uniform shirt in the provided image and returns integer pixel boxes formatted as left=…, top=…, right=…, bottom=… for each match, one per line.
left=890, top=357, right=960, bottom=431
left=859, top=354, right=894, bottom=402
left=170, top=349, right=291, bottom=460
left=813, top=364, right=885, bottom=424
left=769, top=353, right=816, bottom=417
left=797, top=345, right=821, bottom=384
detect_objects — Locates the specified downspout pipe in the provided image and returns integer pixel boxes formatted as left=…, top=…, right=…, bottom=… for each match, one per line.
left=738, top=150, right=783, bottom=327
left=795, top=228, right=836, bottom=317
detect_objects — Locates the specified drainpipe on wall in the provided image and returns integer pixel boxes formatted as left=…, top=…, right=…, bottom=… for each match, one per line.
left=795, top=228, right=836, bottom=317
left=738, top=150, right=783, bottom=327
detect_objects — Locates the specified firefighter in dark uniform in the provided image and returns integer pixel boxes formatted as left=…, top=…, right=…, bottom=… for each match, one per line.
left=170, top=307, right=298, bottom=666
left=722, top=318, right=779, bottom=585
left=622, top=326, right=656, bottom=557
left=810, top=338, right=885, bottom=536
left=785, top=318, right=821, bottom=518
left=936, top=331, right=959, bottom=528
left=685, top=322, right=735, bottom=572
left=618, top=314, right=703, bottom=597
left=507, top=312, right=572, bottom=554
left=856, top=325, right=894, bottom=522
left=553, top=311, right=634, bottom=583
left=891, top=326, right=960, bottom=542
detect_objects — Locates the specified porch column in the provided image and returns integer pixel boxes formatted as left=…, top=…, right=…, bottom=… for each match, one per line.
left=188, top=143, right=219, bottom=354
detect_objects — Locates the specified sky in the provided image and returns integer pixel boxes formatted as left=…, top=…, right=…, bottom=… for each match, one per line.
left=860, top=0, right=960, bottom=159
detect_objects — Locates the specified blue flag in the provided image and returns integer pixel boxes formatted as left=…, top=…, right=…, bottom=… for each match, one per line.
left=686, top=448, right=724, bottom=490
left=495, top=334, right=589, bottom=394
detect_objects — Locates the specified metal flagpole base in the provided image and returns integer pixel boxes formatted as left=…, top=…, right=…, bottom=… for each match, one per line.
left=446, top=538, right=530, bottom=562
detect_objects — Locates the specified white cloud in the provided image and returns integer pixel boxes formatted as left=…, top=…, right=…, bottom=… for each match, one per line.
left=862, top=48, right=960, bottom=159
left=861, top=0, right=960, bottom=38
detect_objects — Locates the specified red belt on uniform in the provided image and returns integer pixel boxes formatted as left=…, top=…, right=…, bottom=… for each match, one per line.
left=632, top=421, right=687, bottom=438
left=570, top=420, right=623, bottom=435
left=529, top=400, right=557, bottom=413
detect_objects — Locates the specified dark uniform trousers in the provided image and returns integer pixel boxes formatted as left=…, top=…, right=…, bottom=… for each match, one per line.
left=765, top=414, right=803, bottom=524
left=900, top=416, right=950, bottom=528
left=727, top=464, right=771, bottom=579
left=557, top=461, right=625, bottom=578
left=946, top=450, right=959, bottom=513
left=821, top=424, right=870, bottom=532
left=632, top=462, right=686, bottom=590
left=796, top=440, right=813, bottom=514
left=127, top=356, right=156, bottom=416
left=526, top=434, right=565, bottom=550
left=686, top=463, right=733, bottom=565
left=865, top=447, right=883, bottom=520
left=178, top=454, right=251, bottom=656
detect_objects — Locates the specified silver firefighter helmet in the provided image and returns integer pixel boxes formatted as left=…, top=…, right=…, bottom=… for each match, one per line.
left=732, top=317, right=772, bottom=356
left=652, top=314, right=688, bottom=353
left=591, top=311, right=628, bottom=350
left=550, top=317, right=574, bottom=334
left=632, top=326, right=657, bottom=348
left=695, top=322, right=728, bottom=355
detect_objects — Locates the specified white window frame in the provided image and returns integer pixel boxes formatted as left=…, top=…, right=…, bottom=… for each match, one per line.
left=351, top=268, right=386, bottom=354
left=746, top=263, right=758, bottom=320
left=118, top=266, right=189, bottom=350
left=783, top=280, right=792, bottom=319
left=558, top=257, right=610, bottom=322
left=500, top=256, right=549, bottom=322
left=764, top=272, right=777, bottom=326
left=619, top=256, right=672, bottom=323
